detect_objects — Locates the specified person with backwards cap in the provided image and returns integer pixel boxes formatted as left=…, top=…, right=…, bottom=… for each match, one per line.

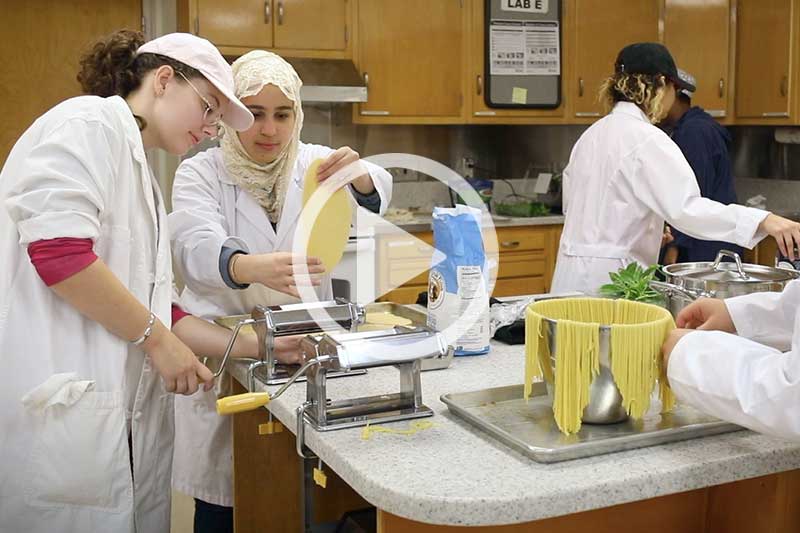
left=659, top=68, right=742, bottom=264
left=550, top=42, right=800, bottom=296
left=0, top=30, right=253, bottom=532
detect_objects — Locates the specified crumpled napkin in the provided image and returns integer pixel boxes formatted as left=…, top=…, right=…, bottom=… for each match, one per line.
left=21, top=372, right=95, bottom=411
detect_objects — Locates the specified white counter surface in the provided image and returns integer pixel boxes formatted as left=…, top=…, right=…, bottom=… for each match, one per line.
left=228, top=339, right=800, bottom=526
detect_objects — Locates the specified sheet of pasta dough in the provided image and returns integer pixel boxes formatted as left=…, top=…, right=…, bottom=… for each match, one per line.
left=301, top=159, right=353, bottom=271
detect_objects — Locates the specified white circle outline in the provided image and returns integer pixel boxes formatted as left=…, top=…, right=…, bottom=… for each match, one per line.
left=290, top=153, right=500, bottom=357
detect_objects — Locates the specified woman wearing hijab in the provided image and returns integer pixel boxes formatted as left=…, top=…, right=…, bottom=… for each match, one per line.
left=168, top=50, right=392, bottom=532
left=0, top=30, right=253, bottom=532
left=551, top=42, right=800, bottom=296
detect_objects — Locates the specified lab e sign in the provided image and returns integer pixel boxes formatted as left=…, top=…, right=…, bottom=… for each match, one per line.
left=501, top=0, right=548, bottom=13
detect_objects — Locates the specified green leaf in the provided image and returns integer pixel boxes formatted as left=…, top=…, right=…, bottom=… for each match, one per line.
left=602, top=263, right=661, bottom=302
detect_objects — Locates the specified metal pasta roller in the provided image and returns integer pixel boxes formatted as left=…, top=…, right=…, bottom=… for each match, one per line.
left=213, top=299, right=366, bottom=389
left=216, top=326, right=451, bottom=454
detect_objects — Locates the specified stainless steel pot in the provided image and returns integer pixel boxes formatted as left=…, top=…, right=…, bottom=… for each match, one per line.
left=651, top=250, right=799, bottom=316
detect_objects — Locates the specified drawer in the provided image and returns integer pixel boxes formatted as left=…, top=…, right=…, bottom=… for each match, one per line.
left=387, top=262, right=431, bottom=286
left=495, top=226, right=547, bottom=252
left=492, top=276, right=545, bottom=297
left=380, top=232, right=434, bottom=260
left=497, top=252, right=546, bottom=279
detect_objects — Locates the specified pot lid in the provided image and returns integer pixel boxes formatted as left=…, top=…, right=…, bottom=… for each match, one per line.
left=663, top=250, right=799, bottom=283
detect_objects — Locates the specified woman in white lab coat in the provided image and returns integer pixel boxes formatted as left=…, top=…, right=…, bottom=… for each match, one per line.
left=662, top=289, right=800, bottom=441
left=0, top=31, right=253, bottom=533
left=551, top=42, right=800, bottom=295
left=169, top=50, right=392, bottom=532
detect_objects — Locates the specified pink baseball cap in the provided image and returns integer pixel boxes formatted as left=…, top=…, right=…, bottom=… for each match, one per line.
left=137, top=33, right=254, bottom=131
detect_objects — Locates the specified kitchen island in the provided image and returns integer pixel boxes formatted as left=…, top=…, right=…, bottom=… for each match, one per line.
left=228, top=336, right=800, bottom=532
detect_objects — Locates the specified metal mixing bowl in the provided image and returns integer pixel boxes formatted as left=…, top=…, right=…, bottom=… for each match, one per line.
left=542, top=318, right=628, bottom=424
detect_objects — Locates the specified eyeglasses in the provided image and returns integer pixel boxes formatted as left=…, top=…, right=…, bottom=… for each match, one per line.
left=177, top=71, right=224, bottom=127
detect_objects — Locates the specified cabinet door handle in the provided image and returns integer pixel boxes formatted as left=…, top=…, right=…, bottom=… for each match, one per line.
left=360, top=110, right=390, bottom=116
left=194, top=16, right=199, bottom=34
left=363, top=72, right=369, bottom=89
left=501, top=241, right=520, bottom=248
left=264, top=1, right=271, bottom=24
left=575, top=112, right=601, bottom=117
left=780, top=75, right=788, bottom=97
left=277, top=1, right=284, bottom=25
left=578, top=77, right=584, bottom=97
left=762, top=112, right=790, bottom=118
left=477, top=75, right=483, bottom=95
left=718, top=78, right=724, bottom=98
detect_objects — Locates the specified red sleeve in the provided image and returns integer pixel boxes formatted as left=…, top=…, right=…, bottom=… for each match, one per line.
left=27, top=238, right=98, bottom=286
left=172, top=304, right=191, bottom=325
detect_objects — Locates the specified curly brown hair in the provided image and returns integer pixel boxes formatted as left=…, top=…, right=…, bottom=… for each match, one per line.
left=598, top=72, right=670, bottom=124
left=77, top=29, right=202, bottom=99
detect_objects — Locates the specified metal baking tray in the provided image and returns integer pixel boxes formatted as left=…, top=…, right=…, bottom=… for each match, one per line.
left=441, top=383, right=742, bottom=462
left=214, top=302, right=452, bottom=372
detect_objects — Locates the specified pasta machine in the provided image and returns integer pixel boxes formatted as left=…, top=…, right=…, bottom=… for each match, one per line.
left=213, top=299, right=366, bottom=388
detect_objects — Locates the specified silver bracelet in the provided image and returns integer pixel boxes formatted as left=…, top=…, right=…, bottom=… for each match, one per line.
left=131, top=312, right=156, bottom=346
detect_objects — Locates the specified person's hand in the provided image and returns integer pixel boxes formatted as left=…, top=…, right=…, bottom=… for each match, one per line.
left=272, top=335, right=304, bottom=365
left=232, top=252, right=325, bottom=298
left=663, top=245, right=679, bottom=265
left=661, top=225, right=674, bottom=248
left=758, top=213, right=800, bottom=261
left=316, top=146, right=374, bottom=194
left=143, top=322, right=214, bottom=394
left=675, top=297, right=736, bottom=333
left=662, top=328, right=695, bottom=372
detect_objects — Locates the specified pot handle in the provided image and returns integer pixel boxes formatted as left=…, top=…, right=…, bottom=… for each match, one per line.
left=711, top=250, right=750, bottom=280
left=649, top=280, right=714, bottom=302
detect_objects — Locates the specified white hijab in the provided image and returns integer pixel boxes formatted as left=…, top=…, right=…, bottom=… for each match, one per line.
left=220, top=50, right=304, bottom=223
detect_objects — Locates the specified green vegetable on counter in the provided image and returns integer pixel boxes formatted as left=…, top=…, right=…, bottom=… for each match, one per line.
left=599, top=262, right=663, bottom=304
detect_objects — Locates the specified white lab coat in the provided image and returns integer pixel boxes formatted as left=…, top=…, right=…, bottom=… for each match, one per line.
left=0, top=96, right=174, bottom=532
left=551, top=102, right=768, bottom=295
left=169, top=143, right=391, bottom=507
left=668, top=281, right=800, bottom=441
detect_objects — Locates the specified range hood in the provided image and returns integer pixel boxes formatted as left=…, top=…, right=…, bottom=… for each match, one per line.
left=284, top=57, right=367, bottom=103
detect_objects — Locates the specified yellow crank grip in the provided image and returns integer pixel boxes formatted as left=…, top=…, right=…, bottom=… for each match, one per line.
left=216, top=392, right=270, bottom=415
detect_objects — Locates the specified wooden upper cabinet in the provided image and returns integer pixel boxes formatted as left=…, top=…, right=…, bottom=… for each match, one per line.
left=735, top=0, right=793, bottom=119
left=273, top=0, right=347, bottom=51
left=354, top=0, right=466, bottom=122
left=2, top=0, right=142, bottom=164
left=571, top=0, right=659, bottom=118
left=196, top=0, right=273, bottom=48
left=663, top=0, right=731, bottom=119
left=467, top=0, right=565, bottom=123
left=181, top=0, right=350, bottom=57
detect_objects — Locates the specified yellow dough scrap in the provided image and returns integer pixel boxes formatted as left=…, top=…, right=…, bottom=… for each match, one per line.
left=300, top=159, right=353, bottom=271
left=365, top=312, right=413, bottom=326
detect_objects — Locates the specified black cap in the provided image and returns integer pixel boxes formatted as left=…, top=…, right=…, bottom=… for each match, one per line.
left=614, top=42, right=696, bottom=93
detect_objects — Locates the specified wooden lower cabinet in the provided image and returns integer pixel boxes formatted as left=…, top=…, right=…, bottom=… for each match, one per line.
left=231, top=373, right=800, bottom=533
left=743, top=236, right=779, bottom=267
left=377, top=224, right=563, bottom=304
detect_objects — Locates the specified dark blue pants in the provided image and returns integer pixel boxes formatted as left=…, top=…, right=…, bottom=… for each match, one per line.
left=194, top=498, right=233, bottom=533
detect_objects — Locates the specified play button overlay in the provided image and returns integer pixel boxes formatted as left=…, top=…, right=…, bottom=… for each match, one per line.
left=351, top=208, right=445, bottom=304
left=292, top=153, right=499, bottom=354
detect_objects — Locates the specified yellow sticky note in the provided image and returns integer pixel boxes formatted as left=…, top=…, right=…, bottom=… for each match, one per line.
left=512, top=87, right=528, bottom=105
left=313, top=467, right=327, bottom=488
